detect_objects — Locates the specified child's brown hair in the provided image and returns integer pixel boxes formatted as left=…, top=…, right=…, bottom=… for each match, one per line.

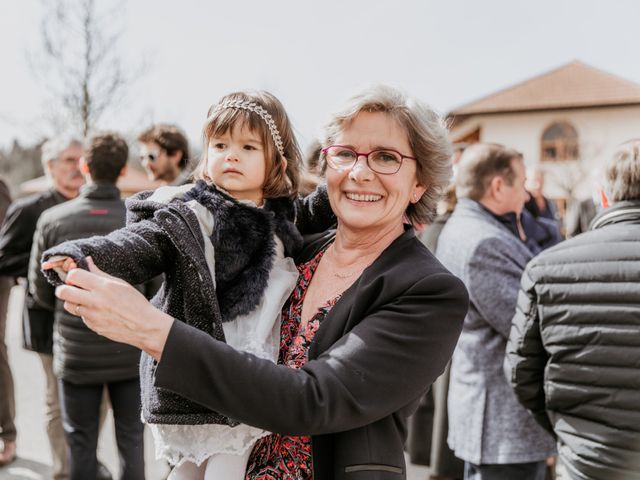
left=194, top=91, right=301, bottom=199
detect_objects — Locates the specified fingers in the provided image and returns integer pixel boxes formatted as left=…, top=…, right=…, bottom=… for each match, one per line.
left=62, top=257, right=77, bottom=272
left=56, top=284, right=97, bottom=309
left=41, top=259, right=65, bottom=270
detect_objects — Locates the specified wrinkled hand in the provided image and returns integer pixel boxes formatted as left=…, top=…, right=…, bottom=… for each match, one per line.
left=54, top=257, right=173, bottom=361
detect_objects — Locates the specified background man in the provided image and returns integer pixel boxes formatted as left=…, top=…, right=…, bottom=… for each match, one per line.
left=137, top=123, right=191, bottom=185
left=30, top=133, right=145, bottom=480
left=436, top=143, right=556, bottom=480
left=0, top=137, right=84, bottom=478
left=507, top=139, right=640, bottom=480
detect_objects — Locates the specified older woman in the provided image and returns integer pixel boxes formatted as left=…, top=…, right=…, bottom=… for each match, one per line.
left=55, top=85, right=468, bottom=480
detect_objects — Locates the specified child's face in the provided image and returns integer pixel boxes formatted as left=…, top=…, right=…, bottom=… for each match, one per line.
left=206, top=124, right=268, bottom=205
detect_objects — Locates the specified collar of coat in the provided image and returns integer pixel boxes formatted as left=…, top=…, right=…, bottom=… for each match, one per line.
left=590, top=200, right=640, bottom=230
left=126, top=180, right=303, bottom=322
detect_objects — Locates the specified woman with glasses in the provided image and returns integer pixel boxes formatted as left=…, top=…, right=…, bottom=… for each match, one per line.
left=54, top=85, right=468, bottom=480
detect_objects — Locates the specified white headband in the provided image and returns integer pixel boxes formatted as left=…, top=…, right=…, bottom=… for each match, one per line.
left=209, top=100, right=286, bottom=158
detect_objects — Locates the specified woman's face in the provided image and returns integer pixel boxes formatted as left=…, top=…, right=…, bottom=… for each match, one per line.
left=325, top=111, right=426, bottom=235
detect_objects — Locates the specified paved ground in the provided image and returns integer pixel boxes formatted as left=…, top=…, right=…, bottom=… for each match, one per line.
left=1, top=284, right=431, bottom=479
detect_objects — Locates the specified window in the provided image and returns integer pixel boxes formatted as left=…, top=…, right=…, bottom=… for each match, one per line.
left=540, top=122, right=579, bottom=162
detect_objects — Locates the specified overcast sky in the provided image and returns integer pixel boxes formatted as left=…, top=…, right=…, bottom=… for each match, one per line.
left=2, top=0, right=640, bottom=151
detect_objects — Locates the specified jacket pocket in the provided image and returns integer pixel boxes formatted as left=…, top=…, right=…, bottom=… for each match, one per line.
left=345, top=464, right=403, bottom=474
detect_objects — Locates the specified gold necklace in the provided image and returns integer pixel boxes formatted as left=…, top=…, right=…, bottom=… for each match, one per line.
left=326, top=244, right=368, bottom=279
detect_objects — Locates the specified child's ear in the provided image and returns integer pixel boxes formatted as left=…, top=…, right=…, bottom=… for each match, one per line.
left=281, top=157, right=288, bottom=172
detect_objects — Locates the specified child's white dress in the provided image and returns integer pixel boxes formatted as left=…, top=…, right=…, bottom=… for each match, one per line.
left=149, top=199, right=299, bottom=468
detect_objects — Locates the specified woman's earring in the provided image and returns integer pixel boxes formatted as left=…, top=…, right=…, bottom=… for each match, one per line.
left=413, top=192, right=419, bottom=202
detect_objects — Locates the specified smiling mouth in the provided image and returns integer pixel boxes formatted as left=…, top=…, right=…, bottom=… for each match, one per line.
left=345, top=192, right=382, bottom=202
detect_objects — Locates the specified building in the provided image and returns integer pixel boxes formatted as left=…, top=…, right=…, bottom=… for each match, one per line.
left=448, top=61, right=640, bottom=202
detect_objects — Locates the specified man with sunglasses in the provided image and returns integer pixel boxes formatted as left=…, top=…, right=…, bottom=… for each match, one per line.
left=137, top=124, right=191, bottom=186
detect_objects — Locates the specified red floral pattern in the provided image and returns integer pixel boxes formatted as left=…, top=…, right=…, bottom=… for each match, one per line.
left=246, top=246, right=337, bottom=480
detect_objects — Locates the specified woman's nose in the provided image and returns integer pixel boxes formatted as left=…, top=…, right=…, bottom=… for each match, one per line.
left=348, top=155, right=373, bottom=182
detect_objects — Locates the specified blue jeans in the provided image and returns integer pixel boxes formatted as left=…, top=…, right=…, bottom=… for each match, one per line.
left=60, top=378, right=145, bottom=480
left=464, top=460, right=547, bottom=480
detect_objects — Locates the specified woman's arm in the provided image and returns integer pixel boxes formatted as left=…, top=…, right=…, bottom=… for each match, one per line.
left=57, top=262, right=467, bottom=436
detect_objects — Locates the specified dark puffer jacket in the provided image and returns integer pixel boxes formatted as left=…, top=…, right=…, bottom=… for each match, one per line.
left=42, top=181, right=334, bottom=425
left=29, top=183, right=142, bottom=384
left=507, top=200, right=640, bottom=480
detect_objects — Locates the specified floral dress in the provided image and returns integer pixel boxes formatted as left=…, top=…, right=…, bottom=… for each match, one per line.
left=245, top=246, right=338, bottom=480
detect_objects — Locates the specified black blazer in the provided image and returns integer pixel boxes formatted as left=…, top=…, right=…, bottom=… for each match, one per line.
left=155, top=227, right=468, bottom=479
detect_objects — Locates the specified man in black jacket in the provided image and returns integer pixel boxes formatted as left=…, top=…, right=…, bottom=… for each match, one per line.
left=507, top=138, right=640, bottom=480
left=30, top=133, right=145, bottom=480
left=0, top=137, right=83, bottom=477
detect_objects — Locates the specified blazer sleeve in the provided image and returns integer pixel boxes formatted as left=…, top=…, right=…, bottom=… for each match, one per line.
left=29, top=214, right=56, bottom=311
left=505, top=267, right=554, bottom=435
left=0, top=202, right=36, bottom=277
left=154, top=271, right=467, bottom=435
left=41, top=218, right=172, bottom=287
left=467, top=237, right=525, bottom=339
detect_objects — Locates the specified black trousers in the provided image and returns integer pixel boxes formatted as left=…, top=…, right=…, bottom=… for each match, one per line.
left=59, top=377, right=145, bottom=480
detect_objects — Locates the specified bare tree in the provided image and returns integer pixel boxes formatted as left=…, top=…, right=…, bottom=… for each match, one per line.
left=31, top=0, right=131, bottom=138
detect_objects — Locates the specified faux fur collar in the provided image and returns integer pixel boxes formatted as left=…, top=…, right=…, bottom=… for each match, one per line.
left=182, top=180, right=302, bottom=321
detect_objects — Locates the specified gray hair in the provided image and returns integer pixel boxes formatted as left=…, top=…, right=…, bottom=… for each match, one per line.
left=321, top=85, right=452, bottom=225
left=41, top=136, right=83, bottom=170
left=606, top=139, right=640, bottom=202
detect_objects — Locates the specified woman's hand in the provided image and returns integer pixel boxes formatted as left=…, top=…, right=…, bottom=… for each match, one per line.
left=54, top=257, right=173, bottom=361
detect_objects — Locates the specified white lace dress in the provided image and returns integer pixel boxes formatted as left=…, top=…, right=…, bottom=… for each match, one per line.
left=149, top=200, right=299, bottom=467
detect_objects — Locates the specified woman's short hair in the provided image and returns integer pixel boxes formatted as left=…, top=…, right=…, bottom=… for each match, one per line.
left=137, top=124, right=190, bottom=170
left=455, top=143, right=522, bottom=201
left=321, top=85, right=452, bottom=225
left=606, top=139, right=640, bottom=202
left=194, top=91, right=301, bottom=199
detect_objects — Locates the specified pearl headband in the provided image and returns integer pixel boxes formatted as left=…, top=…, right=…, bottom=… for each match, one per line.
left=209, top=99, right=286, bottom=158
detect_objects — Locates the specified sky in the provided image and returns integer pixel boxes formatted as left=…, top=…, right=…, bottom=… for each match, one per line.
left=1, top=0, right=640, bottom=152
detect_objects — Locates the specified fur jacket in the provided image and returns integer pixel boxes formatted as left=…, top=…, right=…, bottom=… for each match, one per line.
left=42, top=180, right=334, bottom=425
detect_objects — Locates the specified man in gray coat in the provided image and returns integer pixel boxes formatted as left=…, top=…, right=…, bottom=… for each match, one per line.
left=436, top=143, right=556, bottom=479
left=507, top=139, right=640, bottom=480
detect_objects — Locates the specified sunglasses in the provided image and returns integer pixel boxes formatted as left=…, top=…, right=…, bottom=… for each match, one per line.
left=139, top=152, right=161, bottom=163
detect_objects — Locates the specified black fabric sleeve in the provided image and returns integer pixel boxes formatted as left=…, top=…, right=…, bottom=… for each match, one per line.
left=505, top=267, right=555, bottom=435
left=155, top=272, right=467, bottom=436
left=28, top=215, right=56, bottom=310
left=0, top=202, right=37, bottom=277
left=295, top=184, right=336, bottom=234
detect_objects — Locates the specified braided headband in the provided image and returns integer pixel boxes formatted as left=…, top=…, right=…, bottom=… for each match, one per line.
left=209, top=100, right=286, bottom=158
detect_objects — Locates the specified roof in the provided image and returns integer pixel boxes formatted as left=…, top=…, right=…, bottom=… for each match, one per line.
left=20, top=167, right=162, bottom=196
left=449, top=61, right=640, bottom=116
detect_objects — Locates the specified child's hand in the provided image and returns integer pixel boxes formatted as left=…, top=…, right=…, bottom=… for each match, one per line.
left=42, top=255, right=78, bottom=282
left=42, top=255, right=78, bottom=272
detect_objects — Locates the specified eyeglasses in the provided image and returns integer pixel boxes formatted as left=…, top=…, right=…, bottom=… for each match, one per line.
left=322, top=145, right=417, bottom=175
left=139, top=152, right=161, bottom=163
